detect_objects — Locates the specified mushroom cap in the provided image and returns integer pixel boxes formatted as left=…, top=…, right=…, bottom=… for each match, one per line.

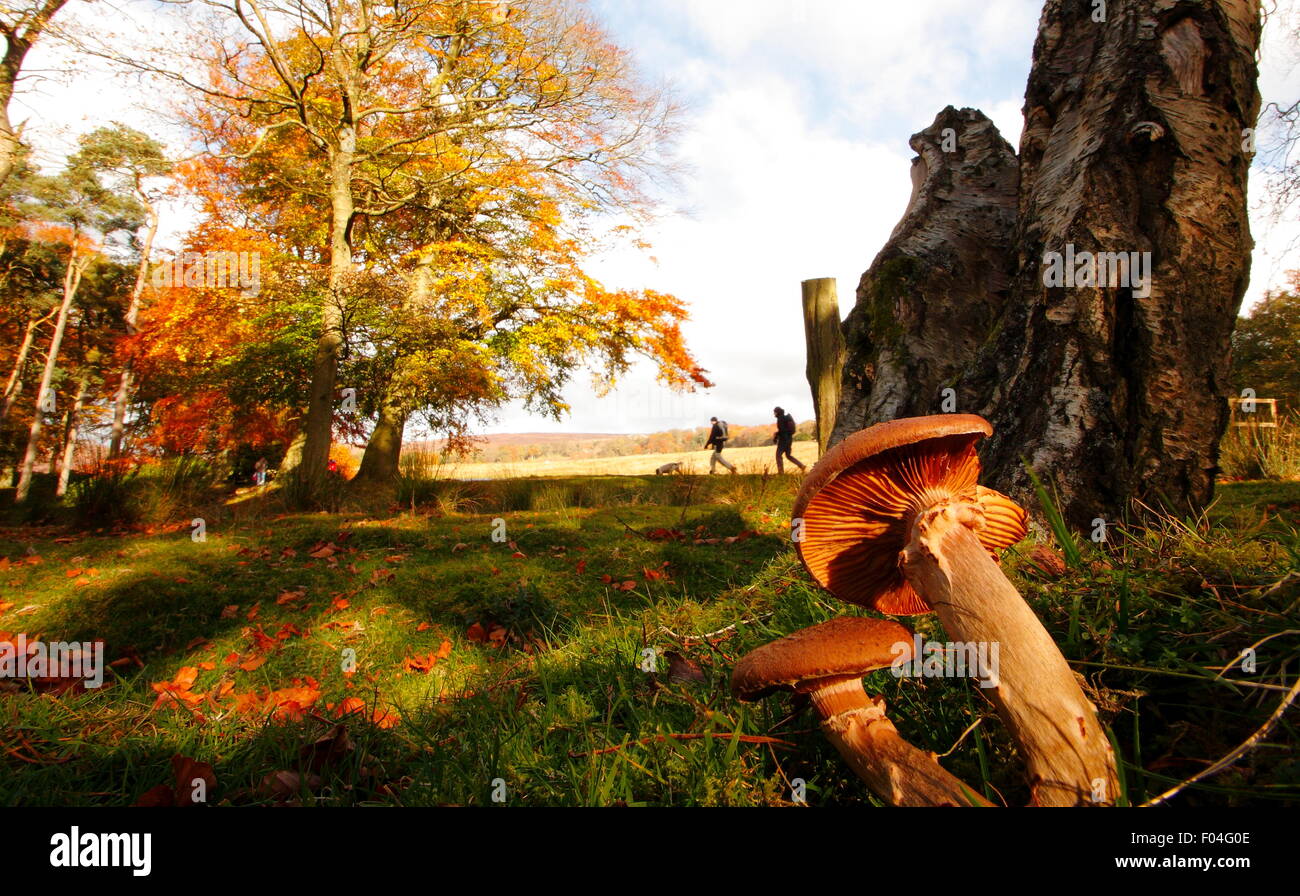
left=792, top=414, right=1028, bottom=615
left=731, top=616, right=915, bottom=701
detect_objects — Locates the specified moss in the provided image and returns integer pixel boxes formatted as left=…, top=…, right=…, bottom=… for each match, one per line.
left=865, top=254, right=920, bottom=352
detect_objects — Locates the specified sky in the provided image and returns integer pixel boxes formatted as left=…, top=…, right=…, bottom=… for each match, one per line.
left=12, top=0, right=1300, bottom=436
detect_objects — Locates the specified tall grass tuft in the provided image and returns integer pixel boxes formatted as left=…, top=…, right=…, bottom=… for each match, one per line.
left=1219, top=416, right=1300, bottom=481
left=1023, top=463, right=1083, bottom=567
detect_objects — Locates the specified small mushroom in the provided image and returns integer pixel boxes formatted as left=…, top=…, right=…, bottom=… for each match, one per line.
left=792, top=415, right=1118, bottom=806
left=732, top=616, right=990, bottom=807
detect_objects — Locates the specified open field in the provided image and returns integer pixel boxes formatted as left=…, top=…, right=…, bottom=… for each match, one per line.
left=435, top=441, right=821, bottom=480
left=0, top=474, right=1297, bottom=806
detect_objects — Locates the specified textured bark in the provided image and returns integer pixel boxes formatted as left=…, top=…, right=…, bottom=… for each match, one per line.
left=830, top=107, right=1018, bottom=444
left=832, top=2, right=1261, bottom=528
left=962, top=0, right=1262, bottom=526
left=801, top=278, right=845, bottom=454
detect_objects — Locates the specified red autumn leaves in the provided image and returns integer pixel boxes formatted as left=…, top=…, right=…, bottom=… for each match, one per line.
left=151, top=665, right=323, bottom=722
left=403, top=639, right=452, bottom=673
left=596, top=560, right=673, bottom=591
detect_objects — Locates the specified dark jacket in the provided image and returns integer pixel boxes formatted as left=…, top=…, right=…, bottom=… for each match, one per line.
left=706, top=423, right=727, bottom=451
left=775, top=413, right=796, bottom=443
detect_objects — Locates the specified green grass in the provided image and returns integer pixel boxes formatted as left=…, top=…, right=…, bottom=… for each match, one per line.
left=0, top=473, right=1297, bottom=806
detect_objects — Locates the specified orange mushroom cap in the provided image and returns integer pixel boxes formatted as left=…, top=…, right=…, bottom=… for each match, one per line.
left=731, top=616, right=916, bottom=702
left=792, top=415, right=1028, bottom=615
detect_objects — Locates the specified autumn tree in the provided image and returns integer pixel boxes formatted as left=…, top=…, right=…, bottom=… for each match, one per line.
left=61, top=125, right=173, bottom=459
left=11, top=126, right=145, bottom=501
left=109, top=0, right=702, bottom=493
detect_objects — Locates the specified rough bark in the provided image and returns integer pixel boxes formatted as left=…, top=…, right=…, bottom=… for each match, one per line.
left=962, top=0, right=1262, bottom=527
left=830, top=106, right=1019, bottom=444
left=800, top=277, right=845, bottom=454
left=832, top=2, right=1261, bottom=528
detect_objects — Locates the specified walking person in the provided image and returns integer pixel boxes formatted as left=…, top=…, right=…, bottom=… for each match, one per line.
left=772, top=407, right=806, bottom=474
left=705, top=416, right=737, bottom=474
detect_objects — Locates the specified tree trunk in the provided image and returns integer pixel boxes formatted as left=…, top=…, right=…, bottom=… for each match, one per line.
left=55, top=372, right=88, bottom=496
left=800, top=277, right=845, bottom=454
left=0, top=309, right=50, bottom=421
left=961, top=0, right=1262, bottom=527
left=279, top=129, right=356, bottom=498
left=355, top=404, right=407, bottom=483
left=355, top=251, right=436, bottom=484
left=831, top=3, right=1261, bottom=528
left=15, top=245, right=87, bottom=503
left=108, top=202, right=160, bottom=458
left=830, top=107, right=1019, bottom=445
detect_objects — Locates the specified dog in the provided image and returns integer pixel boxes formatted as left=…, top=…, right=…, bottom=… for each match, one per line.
left=655, top=462, right=683, bottom=475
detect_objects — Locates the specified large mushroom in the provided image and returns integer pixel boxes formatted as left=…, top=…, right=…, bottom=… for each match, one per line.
left=732, top=616, right=990, bottom=806
left=791, top=414, right=1118, bottom=806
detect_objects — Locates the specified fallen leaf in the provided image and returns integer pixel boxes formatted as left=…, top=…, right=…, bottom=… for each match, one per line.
left=300, top=723, right=354, bottom=774
left=665, top=651, right=706, bottom=684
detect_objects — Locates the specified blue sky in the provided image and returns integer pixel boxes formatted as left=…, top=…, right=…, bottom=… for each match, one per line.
left=16, top=0, right=1300, bottom=437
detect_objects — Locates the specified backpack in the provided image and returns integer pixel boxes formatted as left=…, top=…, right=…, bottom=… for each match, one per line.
left=779, top=413, right=796, bottom=436
left=717, top=420, right=729, bottom=440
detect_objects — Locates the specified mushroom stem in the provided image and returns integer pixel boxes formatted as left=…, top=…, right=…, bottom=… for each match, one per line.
left=901, top=501, right=1119, bottom=806
left=807, top=682, right=992, bottom=807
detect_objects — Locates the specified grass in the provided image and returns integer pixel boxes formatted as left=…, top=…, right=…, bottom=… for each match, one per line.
left=0, top=472, right=1297, bottom=806
left=1220, top=417, right=1300, bottom=481
left=436, top=441, right=820, bottom=480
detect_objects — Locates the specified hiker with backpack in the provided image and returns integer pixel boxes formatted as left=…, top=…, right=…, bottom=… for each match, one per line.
left=705, top=416, right=737, bottom=474
left=773, top=407, right=806, bottom=474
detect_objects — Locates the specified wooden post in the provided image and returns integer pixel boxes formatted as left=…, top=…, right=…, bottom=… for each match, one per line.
left=801, top=278, right=845, bottom=455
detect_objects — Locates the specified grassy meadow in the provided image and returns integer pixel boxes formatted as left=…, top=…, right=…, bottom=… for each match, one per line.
left=1, top=462, right=1298, bottom=807
left=396, top=441, right=821, bottom=481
